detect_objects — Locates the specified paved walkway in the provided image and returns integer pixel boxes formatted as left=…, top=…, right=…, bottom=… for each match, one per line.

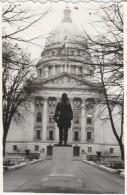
left=3, top=160, right=125, bottom=194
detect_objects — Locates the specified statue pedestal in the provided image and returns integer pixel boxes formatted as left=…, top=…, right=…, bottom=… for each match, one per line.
left=41, top=145, right=82, bottom=188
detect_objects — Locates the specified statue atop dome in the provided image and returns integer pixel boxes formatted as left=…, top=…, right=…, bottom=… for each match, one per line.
left=62, top=6, right=72, bottom=23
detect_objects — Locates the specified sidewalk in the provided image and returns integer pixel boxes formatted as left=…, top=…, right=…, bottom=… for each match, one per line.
left=3, top=159, right=125, bottom=194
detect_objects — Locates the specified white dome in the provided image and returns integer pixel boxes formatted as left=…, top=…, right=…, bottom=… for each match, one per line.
left=36, top=7, right=94, bottom=80
left=45, top=7, right=81, bottom=48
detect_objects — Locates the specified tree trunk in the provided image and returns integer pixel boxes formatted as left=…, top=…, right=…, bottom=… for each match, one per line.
left=3, top=122, right=10, bottom=157
left=3, top=129, right=8, bottom=157
left=100, top=66, right=124, bottom=161
left=119, top=141, right=124, bottom=160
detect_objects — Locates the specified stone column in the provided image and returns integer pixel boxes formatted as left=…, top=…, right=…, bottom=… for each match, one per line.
left=42, top=97, right=48, bottom=140
left=53, top=66, right=55, bottom=76
left=68, top=98, right=73, bottom=143
left=55, top=98, right=60, bottom=141
left=61, top=65, right=63, bottom=73
left=68, top=65, right=71, bottom=74
left=30, top=102, right=35, bottom=141
left=76, top=66, right=78, bottom=74
left=81, top=99, right=86, bottom=141
left=45, top=67, right=48, bottom=78
left=55, top=123, right=59, bottom=142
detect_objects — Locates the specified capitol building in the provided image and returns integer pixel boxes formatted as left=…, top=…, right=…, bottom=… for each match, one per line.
left=6, top=7, right=122, bottom=158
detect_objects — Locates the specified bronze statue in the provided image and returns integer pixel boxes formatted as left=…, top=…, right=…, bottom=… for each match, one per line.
left=54, top=93, right=73, bottom=145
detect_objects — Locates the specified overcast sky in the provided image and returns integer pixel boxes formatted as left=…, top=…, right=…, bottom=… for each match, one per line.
left=3, top=1, right=119, bottom=64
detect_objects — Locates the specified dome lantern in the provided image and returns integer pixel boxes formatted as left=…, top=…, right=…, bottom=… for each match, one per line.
left=62, top=6, right=72, bottom=23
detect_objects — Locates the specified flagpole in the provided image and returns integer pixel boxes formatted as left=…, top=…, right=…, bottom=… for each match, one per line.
left=65, top=37, right=67, bottom=72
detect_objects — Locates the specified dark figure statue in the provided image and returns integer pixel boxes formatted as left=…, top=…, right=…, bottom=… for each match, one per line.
left=54, top=93, right=73, bottom=145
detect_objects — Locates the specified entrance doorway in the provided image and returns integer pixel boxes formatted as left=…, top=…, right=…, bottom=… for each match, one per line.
left=47, top=145, right=53, bottom=155
left=73, top=146, right=80, bottom=156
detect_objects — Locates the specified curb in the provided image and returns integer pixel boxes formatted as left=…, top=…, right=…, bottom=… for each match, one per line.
left=83, top=160, right=96, bottom=166
left=83, top=160, right=119, bottom=174
left=120, top=172, right=125, bottom=178
left=4, top=158, right=44, bottom=171
left=7, top=162, right=26, bottom=170
left=99, top=165, right=118, bottom=173
left=29, top=158, right=44, bottom=164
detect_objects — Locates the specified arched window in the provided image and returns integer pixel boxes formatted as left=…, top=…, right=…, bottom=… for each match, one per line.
left=49, top=130, right=54, bottom=140
left=36, top=112, right=42, bottom=122
left=87, top=132, right=92, bottom=140
left=36, top=130, right=41, bottom=139
left=86, top=116, right=92, bottom=125
left=74, top=131, right=79, bottom=141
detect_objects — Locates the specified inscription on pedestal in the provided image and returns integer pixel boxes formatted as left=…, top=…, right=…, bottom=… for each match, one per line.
left=52, top=146, right=73, bottom=174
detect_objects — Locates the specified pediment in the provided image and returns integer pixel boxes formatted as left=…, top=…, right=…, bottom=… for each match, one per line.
left=42, top=75, right=82, bottom=87
left=41, top=73, right=98, bottom=89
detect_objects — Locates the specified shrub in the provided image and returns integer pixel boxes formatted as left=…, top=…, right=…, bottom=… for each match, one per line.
left=107, top=161, right=124, bottom=169
left=87, top=155, right=97, bottom=161
left=29, top=152, right=40, bottom=160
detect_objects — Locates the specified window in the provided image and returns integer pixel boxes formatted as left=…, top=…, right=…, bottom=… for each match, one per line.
left=35, top=145, right=39, bottom=151
left=48, top=100, right=52, bottom=107
left=35, top=97, right=43, bottom=107
left=78, top=50, right=80, bottom=56
left=13, top=145, right=17, bottom=151
left=86, top=98, right=94, bottom=105
left=87, top=53, right=91, bottom=59
left=74, top=131, right=79, bottom=141
left=49, top=131, right=53, bottom=140
left=89, top=70, right=93, bottom=76
left=78, top=67, right=82, bottom=74
left=87, top=132, right=92, bottom=140
left=48, top=98, right=56, bottom=107
left=71, top=66, right=75, bottom=74
left=71, top=51, right=74, bottom=56
left=49, top=112, right=54, bottom=123
left=49, top=66, right=52, bottom=76
left=35, top=100, right=39, bottom=107
left=56, top=66, right=60, bottom=74
left=53, top=100, right=56, bottom=107
left=52, top=51, right=54, bottom=56
left=74, top=114, right=79, bottom=123
left=110, top=148, right=114, bottom=154
left=36, top=112, right=42, bottom=122
left=36, top=130, right=41, bottom=139
left=87, top=117, right=92, bottom=124
left=38, top=69, right=42, bottom=76
left=73, top=99, right=81, bottom=108
left=88, top=147, right=92, bottom=153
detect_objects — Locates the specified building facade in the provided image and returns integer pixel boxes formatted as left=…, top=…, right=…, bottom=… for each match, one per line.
left=6, top=7, right=122, bottom=158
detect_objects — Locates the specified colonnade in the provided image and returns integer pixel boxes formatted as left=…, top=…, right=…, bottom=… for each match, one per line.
left=43, top=65, right=83, bottom=78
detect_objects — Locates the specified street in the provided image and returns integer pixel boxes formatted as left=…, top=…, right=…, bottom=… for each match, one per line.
left=3, top=160, right=125, bottom=194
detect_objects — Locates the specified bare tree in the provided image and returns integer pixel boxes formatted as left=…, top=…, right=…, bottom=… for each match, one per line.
left=2, top=4, right=50, bottom=156
left=69, top=4, right=124, bottom=159
left=2, top=4, right=50, bottom=46
left=3, top=41, right=37, bottom=156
